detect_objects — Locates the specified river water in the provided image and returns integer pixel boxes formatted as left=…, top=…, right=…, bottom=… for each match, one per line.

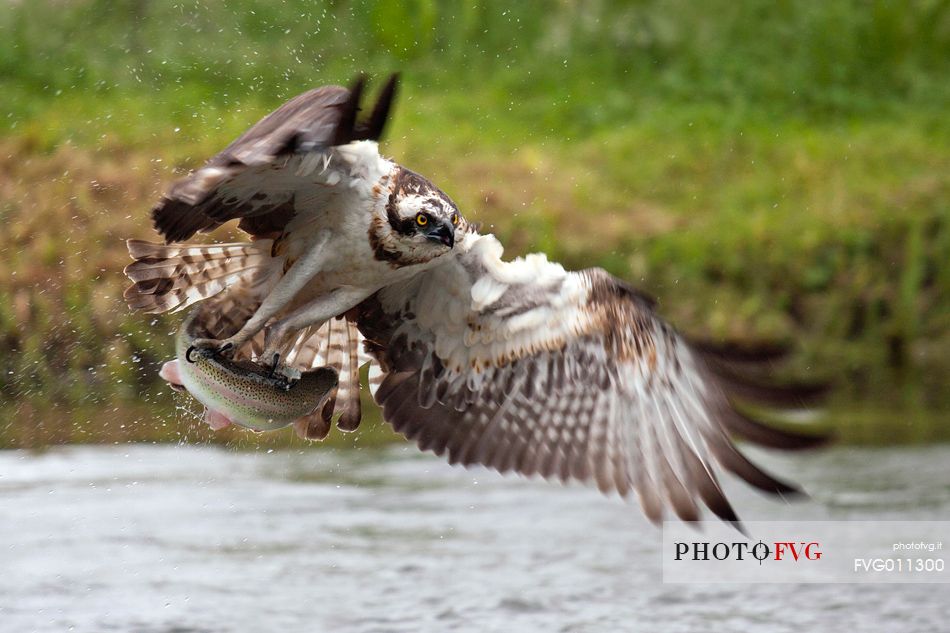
left=2, top=443, right=949, bottom=632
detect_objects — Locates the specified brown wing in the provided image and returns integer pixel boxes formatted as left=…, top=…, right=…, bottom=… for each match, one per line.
left=356, top=234, right=831, bottom=526
left=152, top=74, right=398, bottom=243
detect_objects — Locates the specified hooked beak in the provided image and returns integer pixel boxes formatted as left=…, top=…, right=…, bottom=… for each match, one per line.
left=426, top=221, right=455, bottom=248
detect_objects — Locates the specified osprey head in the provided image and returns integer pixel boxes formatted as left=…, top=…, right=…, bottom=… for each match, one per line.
left=371, top=167, right=463, bottom=267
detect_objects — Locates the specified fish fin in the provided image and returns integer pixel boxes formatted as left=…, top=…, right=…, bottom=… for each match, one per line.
left=293, top=410, right=332, bottom=441
left=203, top=407, right=233, bottom=431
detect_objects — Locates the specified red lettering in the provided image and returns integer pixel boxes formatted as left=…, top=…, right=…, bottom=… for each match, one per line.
left=775, top=542, right=821, bottom=561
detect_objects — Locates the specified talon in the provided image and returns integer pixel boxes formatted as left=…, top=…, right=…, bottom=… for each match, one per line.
left=267, top=353, right=281, bottom=378
left=262, top=351, right=302, bottom=390
left=190, top=338, right=238, bottom=360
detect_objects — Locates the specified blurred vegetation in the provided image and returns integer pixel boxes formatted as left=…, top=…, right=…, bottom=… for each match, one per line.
left=1, top=0, right=948, bottom=448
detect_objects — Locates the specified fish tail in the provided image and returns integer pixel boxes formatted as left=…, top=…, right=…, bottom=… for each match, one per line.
left=123, top=239, right=280, bottom=314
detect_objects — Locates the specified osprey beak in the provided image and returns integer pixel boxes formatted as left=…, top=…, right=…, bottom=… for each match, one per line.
left=426, top=221, right=455, bottom=248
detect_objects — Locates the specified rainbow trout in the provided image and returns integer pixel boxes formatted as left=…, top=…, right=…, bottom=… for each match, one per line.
left=160, top=306, right=338, bottom=433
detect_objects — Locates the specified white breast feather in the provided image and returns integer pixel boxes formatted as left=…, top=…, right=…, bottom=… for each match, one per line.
left=396, top=233, right=604, bottom=374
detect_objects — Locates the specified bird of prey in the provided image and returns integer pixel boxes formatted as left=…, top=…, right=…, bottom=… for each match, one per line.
left=125, top=75, right=827, bottom=525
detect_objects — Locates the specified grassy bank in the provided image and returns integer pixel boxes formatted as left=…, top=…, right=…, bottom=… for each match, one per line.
left=2, top=1, right=948, bottom=447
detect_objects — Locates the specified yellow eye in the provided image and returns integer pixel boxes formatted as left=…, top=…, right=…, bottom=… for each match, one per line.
left=415, top=213, right=428, bottom=226
left=451, top=213, right=459, bottom=225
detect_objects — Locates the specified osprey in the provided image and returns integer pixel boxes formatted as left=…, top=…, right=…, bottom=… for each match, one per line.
left=125, top=75, right=827, bottom=526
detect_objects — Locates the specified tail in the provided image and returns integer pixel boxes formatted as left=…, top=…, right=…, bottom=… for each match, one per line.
left=123, top=239, right=280, bottom=314
left=281, top=316, right=369, bottom=436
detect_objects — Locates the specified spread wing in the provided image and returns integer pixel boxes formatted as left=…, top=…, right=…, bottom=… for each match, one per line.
left=356, top=234, right=829, bottom=525
left=152, top=75, right=398, bottom=242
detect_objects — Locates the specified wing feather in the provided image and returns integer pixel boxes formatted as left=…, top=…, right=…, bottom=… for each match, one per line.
left=357, top=233, right=830, bottom=524
left=151, top=76, right=398, bottom=243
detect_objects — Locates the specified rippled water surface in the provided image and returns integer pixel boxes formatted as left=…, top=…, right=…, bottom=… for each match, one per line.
left=2, top=443, right=949, bottom=632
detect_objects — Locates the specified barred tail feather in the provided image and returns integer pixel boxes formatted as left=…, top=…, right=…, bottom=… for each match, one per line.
left=279, top=316, right=373, bottom=438
left=123, top=239, right=279, bottom=314
left=312, top=317, right=362, bottom=433
left=334, top=318, right=364, bottom=432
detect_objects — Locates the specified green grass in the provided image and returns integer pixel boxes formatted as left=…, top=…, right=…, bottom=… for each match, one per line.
left=1, top=0, right=949, bottom=448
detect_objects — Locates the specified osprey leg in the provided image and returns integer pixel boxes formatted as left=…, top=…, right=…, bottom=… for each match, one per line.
left=260, top=285, right=373, bottom=375
left=192, top=231, right=333, bottom=355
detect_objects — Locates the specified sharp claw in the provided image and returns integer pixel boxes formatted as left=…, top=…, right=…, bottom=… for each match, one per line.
left=268, top=353, right=290, bottom=391
left=261, top=352, right=302, bottom=391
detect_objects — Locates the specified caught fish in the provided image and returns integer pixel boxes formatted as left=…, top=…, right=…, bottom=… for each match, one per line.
left=160, top=301, right=338, bottom=436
